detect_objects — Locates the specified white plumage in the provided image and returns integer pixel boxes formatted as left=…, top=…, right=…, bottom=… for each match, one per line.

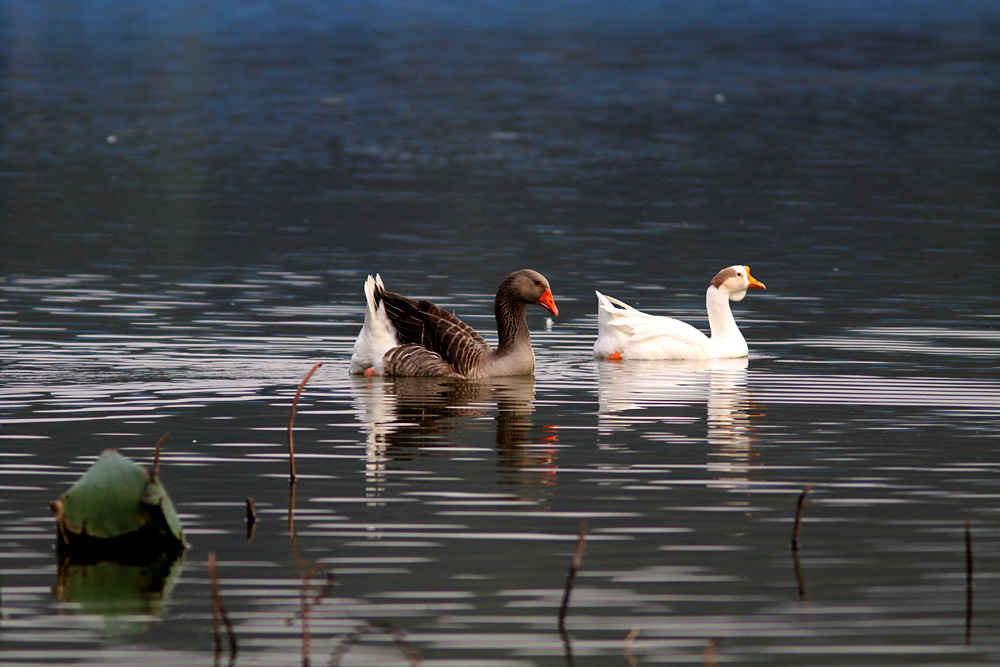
left=594, top=265, right=765, bottom=361
left=349, top=274, right=399, bottom=376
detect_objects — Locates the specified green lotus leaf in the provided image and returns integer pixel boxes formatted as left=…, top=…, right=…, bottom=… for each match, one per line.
left=52, top=449, right=186, bottom=555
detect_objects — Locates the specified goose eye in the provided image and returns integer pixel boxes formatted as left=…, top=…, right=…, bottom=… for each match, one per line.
left=534, top=280, right=542, bottom=287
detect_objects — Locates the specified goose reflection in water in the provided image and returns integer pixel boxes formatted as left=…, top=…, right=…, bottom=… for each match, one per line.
left=350, top=375, right=557, bottom=503
left=596, top=357, right=761, bottom=488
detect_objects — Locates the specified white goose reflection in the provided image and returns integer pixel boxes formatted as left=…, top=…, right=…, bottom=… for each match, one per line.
left=596, top=357, right=759, bottom=487
left=350, top=376, right=554, bottom=503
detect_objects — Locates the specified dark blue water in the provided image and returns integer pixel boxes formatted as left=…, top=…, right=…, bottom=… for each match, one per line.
left=2, top=2, right=1000, bottom=665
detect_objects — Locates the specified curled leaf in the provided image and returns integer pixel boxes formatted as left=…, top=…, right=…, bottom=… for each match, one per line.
left=52, top=449, right=186, bottom=559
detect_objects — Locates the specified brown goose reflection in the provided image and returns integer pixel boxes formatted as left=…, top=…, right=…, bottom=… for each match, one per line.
left=350, top=375, right=557, bottom=502
left=596, top=357, right=761, bottom=487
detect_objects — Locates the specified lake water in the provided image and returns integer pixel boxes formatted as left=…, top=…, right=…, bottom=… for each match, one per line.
left=2, top=1, right=1000, bottom=665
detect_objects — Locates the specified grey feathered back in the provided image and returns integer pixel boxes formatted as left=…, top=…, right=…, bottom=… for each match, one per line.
left=375, top=285, right=491, bottom=377
left=383, top=343, right=463, bottom=377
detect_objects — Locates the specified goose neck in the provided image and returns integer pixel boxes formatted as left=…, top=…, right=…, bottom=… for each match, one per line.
left=705, top=286, right=739, bottom=341
left=495, top=292, right=529, bottom=351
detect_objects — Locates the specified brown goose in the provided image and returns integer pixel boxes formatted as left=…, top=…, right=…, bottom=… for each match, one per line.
left=350, top=269, right=559, bottom=378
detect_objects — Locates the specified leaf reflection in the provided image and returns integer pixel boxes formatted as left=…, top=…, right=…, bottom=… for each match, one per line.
left=54, top=551, right=184, bottom=633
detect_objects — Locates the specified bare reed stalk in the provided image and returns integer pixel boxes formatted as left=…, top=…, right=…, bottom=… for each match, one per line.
left=965, top=518, right=974, bottom=644
left=623, top=627, right=640, bottom=666
left=391, top=629, right=423, bottom=667
left=965, top=518, right=973, bottom=586
left=792, top=544, right=808, bottom=600
left=791, top=484, right=813, bottom=550
left=153, top=431, right=170, bottom=479
left=246, top=497, right=258, bottom=527
left=301, top=575, right=311, bottom=667
left=299, top=564, right=334, bottom=667
left=703, top=638, right=718, bottom=667
left=245, top=497, right=258, bottom=541
left=208, top=552, right=237, bottom=660
left=288, top=478, right=297, bottom=532
left=288, top=361, right=324, bottom=483
left=329, top=621, right=423, bottom=667
left=558, top=521, right=588, bottom=632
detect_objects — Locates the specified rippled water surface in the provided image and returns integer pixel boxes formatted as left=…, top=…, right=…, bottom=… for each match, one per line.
left=2, top=2, right=1000, bottom=666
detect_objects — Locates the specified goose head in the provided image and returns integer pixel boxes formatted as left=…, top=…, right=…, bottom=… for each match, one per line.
left=504, top=269, right=559, bottom=316
left=709, top=265, right=766, bottom=302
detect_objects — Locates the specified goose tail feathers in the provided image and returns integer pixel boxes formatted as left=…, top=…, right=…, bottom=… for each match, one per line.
left=350, top=274, right=400, bottom=375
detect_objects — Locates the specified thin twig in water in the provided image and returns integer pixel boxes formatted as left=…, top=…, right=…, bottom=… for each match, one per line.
left=288, top=361, right=324, bottom=483
left=208, top=552, right=237, bottom=660
left=246, top=497, right=258, bottom=526
left=246, top=497, right=258, bottom=541
left=703, top=638, right=718, bottom=667
left=791, top=484, right=812, bottom=550
left=328, top=620, right=423, bottom=667
left=152, top=431, right=170, bottom=480
left=558, top=521, right=588, bottom=632
left=300, top=564, right=335, bottom=667
left=792, top=542, right=809, bottom=601
left=965, top=518, right=974, bottom=644
left=623, top=627, right=640, bottom=666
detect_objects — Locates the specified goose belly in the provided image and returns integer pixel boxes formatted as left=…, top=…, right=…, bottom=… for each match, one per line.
left=621, top=335, right=713, bottom=360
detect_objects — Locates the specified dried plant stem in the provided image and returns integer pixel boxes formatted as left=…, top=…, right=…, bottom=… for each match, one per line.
left=703, top=638, right=718, bottom=667
left=792, top=543, right=808, bottom=600
left=623, top=627, right=640, bottom=666
left=558, top=521, right=588, bottom=632
left=246, top=497, right=258, bottom=526
left=300, top=565, right=334, bottom=667
left=288, top=480, right=304, bottom=565
left=329, top=620, right=423, bottom=667
left=288, top=361, right=324, bottom=482
left=245, top=497, right=258, bottom=541
left=153, top=431, right=170, bottom=479
left=208, top=552, right=237, bottom=660
left=791, top=484, right=813, bottom=550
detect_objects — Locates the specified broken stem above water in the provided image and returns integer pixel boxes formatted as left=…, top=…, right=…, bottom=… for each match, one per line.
left=791, top=484, right=813, bottom=550
left=287, top=361, right=324, bottom=483
left=152, top=431, right=170, bottom=480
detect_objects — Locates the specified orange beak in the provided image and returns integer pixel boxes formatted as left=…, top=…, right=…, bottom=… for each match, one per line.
left=745, top=266, right=766, bottom=290
left=537, top=288, right=559, bottom=317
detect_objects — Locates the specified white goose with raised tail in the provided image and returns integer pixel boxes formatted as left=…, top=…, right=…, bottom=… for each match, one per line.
left=594, top=265, right=765, bottom=361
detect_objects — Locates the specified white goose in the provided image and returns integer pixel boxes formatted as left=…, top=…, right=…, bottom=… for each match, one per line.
left=594, top=265, right=765, bottom=361
left=351, top=269, right=558, bottom=378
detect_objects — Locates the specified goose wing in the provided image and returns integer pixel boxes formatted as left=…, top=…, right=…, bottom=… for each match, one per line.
left=375, top=288, right=427, bottom=346
left=382, top=343, right=464, bottom=377
left=595, top=290, right=711, bottom=359
left=417, top=301, right=492, bottom=376
left=378, top=287, right=492, bottom=376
